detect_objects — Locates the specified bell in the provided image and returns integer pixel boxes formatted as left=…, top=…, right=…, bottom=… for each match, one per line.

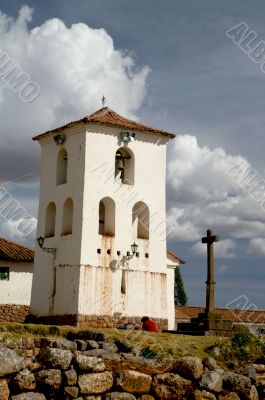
left=117, top=158, right=124, bottom=171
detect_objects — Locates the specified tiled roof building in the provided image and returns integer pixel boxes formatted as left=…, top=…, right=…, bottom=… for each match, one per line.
left=0, top=237, right=34, bottom=262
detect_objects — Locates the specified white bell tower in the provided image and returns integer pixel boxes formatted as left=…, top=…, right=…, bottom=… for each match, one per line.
left=30, top=107, right=178, bottom=329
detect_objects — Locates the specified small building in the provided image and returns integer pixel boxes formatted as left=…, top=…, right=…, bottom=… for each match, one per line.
left=0, top=237, right=34, bottom=305
left=175, top=306, right=265, bottom=335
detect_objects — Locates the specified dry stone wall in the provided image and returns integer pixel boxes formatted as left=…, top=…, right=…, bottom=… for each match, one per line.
left=0, top=335, right=264, bottom=399
left=0, top=305, right=29, bottom=323
left=0, top=305, right=168, bottom=331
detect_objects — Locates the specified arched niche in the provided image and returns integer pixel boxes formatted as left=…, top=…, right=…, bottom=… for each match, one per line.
left=132, top=201, right=149, bottom=240
left=98, top=197, right=115, bottom=236
left=115, top=147, right=134, bottom=185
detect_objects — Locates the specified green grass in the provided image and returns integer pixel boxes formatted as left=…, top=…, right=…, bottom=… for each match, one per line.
left=0, top=322, right=227, bottom=360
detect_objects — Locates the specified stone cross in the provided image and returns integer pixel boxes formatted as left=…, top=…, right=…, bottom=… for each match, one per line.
left=202, top=229, right=219, bottom=314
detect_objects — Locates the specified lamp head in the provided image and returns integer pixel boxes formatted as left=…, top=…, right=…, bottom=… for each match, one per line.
left=37, top=236, right=44, bottom=248
left=131, top=242, right=138, bottom=255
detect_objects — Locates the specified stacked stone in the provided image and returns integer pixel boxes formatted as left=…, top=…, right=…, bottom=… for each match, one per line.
left=0, top=305, right=30, bottom=323
left=29, top=314, right=168, bottom=330
left=0, top=335, right=264, bottom=399
left=0, top=303, right=168, bottom=330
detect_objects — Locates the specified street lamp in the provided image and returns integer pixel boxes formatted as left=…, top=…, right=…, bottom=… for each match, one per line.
left=131, top=242, right=138, bottom=255
left=113, top=242, right=139, bottom=270
left=37, top=236, right=57, bottom=256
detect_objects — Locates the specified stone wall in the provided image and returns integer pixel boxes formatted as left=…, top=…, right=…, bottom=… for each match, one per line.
left=0, top=334, right=264, bottom=399
left=0, top=304, right=168, bottom=330
left=0, top=305, right=30, bottom=323
left=27, top=314, right=168, bottom=330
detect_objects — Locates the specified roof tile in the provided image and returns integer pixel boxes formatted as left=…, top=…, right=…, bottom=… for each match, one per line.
left=176, top=306, right=265, bottom=324
left=0, top=237, right=34, bottom=262
left=33, top=107, right=176, bottom=141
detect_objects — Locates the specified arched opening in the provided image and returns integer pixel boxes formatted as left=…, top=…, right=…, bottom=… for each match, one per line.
left=62, top=198, right=73, bottom=235
left=98, top=197, right=115, bottom=236
left=45, top=202, right=56, bottom=237
left=115, top=147, right=134, bottom=185
left=132, top=201, right=149, bottom=240
left=56, top=148, right=68, bottom=185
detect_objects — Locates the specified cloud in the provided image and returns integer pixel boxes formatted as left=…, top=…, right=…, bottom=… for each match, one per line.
left=191, top=239, right=236, bottom=259
left=0, top=5, right=150, bottom=181
left=0, top=218, right=36, bottom=248
left=248, top=238, right=265, bottom=257
left=167, top=135, right=265, bottom=244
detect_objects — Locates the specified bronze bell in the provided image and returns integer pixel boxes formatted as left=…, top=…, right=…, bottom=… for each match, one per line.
left=117, top=157, right=124, bottom=171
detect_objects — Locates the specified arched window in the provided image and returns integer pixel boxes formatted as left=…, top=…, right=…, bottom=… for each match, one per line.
left=98, top=197, right=115, bottom=236
left=132, top=201, right=149, bottom=240
left=45, top=202, right=56, bottom=237
left=56, top=148, right=68, bottom=185
left=115, top=147, right=134, bottom=185
left=62, top=198, right=73, bottom=235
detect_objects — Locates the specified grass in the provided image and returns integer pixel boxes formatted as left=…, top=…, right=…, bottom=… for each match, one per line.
left=0, top=322, right=228, bottom=360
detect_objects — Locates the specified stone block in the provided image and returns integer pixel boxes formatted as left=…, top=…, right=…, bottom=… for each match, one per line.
left=36, top=369, right=62, bottom=391
left=116, top=370, right=152, bottom=394
left=78, top=371, right=113, bottom=395
left=12, top=368, right=36, bottom=391
left=0, top=348, right=25, bottom=377
left=173, top=356, right=203, bottom=380
left=38, top=347, right=73, bottom=370
left=153, top=372, right=194, bottom=400
left=64, top=368, right=78, bottom=386
left=0, top=379, right=9, bottom=400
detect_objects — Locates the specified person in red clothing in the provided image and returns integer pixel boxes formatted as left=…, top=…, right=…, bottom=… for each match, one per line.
left=141, top=316, right=158, bottom=332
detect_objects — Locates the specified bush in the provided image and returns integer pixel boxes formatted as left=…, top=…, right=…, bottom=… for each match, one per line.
left=49, top=325, right=60, bottom=336
left=231, top=333, right=252, bottom=347
left=139, top=346, right=159, bottom=359
left=205, top=333, right=265, bottom=367
left=115, top=340, right=133, bottom=353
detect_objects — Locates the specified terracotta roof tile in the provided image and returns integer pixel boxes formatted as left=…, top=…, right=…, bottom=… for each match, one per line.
left=0, top=237, right=34, bottom=262
left=32, top=107, right=176, bottom=141
left=175, top=306, right=265, bottom=324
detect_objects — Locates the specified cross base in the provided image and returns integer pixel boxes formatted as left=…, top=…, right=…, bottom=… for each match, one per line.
left=197, top=311, right=222, bottom=321
left=176, top=312, right=233, bottom=335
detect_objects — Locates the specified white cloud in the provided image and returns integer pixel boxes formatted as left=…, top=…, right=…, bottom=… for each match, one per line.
left=0, top=5, right=150, bottom=180
left=248, top=238, right=265, bottom=257
left=167, top=135, right=265, bottom=245
left=0, top=218, right=36, bottom=248
left=191, top=239, right=236, bottom=259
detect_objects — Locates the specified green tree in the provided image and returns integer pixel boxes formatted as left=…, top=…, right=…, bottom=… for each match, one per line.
left=174, top=267, right=188, bottom=306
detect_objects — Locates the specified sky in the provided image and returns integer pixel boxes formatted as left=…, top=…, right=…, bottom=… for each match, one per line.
left=0, top=0, right=265, bottom=310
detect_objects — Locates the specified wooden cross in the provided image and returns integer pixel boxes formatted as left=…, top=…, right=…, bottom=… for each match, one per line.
left=202, top=229, right=219, bottom=314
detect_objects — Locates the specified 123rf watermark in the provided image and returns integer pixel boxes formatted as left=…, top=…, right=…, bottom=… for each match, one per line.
left=0, top=49, right=40, bottom=103
left=226, top=22, right=265, bottom=74
left=0, top=185, right=37, bottom=238
left=227, top=160, right=265, bottom=212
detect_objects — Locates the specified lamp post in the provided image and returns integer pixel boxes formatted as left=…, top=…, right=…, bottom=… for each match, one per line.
left=37, top=236, right=57, bottom=257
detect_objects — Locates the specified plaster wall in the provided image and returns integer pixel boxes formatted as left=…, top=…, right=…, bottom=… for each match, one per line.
left=0, top=261, right=33, bottom=305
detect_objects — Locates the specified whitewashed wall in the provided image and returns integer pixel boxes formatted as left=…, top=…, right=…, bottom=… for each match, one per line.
left=0, top=261, right=33, bottom=305
left=30, top=122, right=176, bottom=329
